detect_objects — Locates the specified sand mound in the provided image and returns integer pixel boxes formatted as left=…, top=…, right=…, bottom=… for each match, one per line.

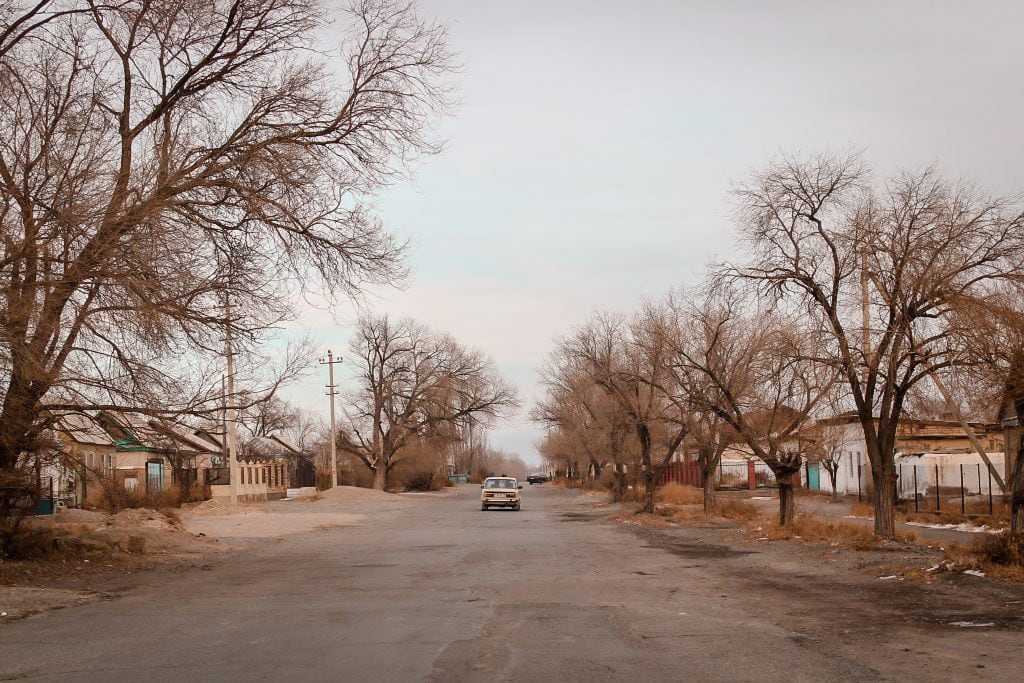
left=185, top=498, right=267, bottom=518
left=106, top=508, right=181, bottom=532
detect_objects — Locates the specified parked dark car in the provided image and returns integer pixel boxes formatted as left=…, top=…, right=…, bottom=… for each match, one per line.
left=526, top=473, right=550, bottom=485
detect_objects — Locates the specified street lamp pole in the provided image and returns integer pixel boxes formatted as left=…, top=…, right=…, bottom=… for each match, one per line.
left=319, top=350, right=342, bottom=488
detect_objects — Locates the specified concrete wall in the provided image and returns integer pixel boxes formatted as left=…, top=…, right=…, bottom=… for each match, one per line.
left=210, top=461, right=289, bottom=502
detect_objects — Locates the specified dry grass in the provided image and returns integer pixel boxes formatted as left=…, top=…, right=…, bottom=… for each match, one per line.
left=847, top=501, right=875, bottom=518
left=849, top=499, right=1009, bottom=529
left=299, top=492, right=324, bottom=503
left=608, top=510, right=677, bottom=528
left=936, top=533, right=1024, bottom=583
left=747, top=515, right=924, bottom=551
left=670, top=498, right=762, bottom=526
left=754, top=516, right=878, bottom=550
left=656, top=483, right=704, bottom=506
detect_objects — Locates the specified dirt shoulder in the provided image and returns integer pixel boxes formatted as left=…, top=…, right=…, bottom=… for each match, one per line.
left=581, top=495, right=1024, bottom=681
left=2, top=486, right=412, bottom=623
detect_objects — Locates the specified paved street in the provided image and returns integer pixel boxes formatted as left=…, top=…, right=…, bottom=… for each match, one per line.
left=2, top=486, right=1021, bottom=682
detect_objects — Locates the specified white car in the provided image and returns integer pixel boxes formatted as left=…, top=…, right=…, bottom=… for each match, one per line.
left=480, top=477, right=523, bottom=511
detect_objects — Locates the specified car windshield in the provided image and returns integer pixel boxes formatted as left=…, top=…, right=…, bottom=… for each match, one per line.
left=484, top=478, right=515, bottom=489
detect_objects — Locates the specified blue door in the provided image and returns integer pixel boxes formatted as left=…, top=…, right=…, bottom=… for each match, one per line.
left=807, top=462, right=821, bottom=490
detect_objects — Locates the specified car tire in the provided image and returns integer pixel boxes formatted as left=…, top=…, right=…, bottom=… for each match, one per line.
left=514, top=503, right=520, bottom=511
left=481, top=504, right=487, bottom=511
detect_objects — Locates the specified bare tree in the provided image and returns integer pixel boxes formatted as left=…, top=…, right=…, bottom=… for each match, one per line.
left=339, top=314, right=517, bottom=490
left=950, top=286, right=1024, bottom=530
left=724, top=151, right=1024, bottom=537
left=0, top=0, right=454, bottom=481
left=670, top=286, right=835, bottom=526
left=809, top=420, right=853, bottom=502
left=556, top=311, right=688, bottom=514
left=533, top=355, right=634, bottom=499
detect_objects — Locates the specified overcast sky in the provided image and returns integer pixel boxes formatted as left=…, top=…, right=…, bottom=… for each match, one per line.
left=281, top=0, right=1024, bottom=465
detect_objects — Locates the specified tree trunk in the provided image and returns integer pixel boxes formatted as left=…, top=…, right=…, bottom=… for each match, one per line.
left=1012, top=402, right=1024, bottom=532
left=372, top=463, right=387, bottom=491
left=610, top=466, right=627, bottom=502
left=701, top=460, right=716, bottom=514
left=777, top=480, right=795, bottom=526
left=830, top=474, right=839, bottom=502
left=872, top=464, right=897, bottom=539
left=639, top=469, right=658, bottom=514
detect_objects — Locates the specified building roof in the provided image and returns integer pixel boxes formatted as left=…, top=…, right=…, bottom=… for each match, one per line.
left=269, top=434, right=302, bottom=454
left=55, top=413, right=116, bottom=447
left=95, top=411, right=221, bottom=454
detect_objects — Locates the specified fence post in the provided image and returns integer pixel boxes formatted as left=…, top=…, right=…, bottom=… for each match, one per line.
left=898, top=464, right=903, bottom=504
left=857, top=464, right=862, bottom=502
left=747, top=460, right=756, bottom=491
left=913, top=466, right=919, bottom=513
left=935, top=463, right=940, bottom=513
left=960, top=464, right=965, bottom=515
left=988, top=465, right=994, bottom=516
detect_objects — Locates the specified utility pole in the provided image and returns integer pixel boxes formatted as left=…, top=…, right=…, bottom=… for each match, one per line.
left=319, top=350, right=342, bottom=488
left=226, top=322, right=240, bottom=504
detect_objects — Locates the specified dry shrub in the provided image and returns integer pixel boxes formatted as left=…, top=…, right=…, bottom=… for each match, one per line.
left=714, top=498, right=761, bottom=521
left=657, top=483, right=703, bottom=506
left=403, top=470, right=445, bottom=492
left=300, top=492, right=324, bottom=503
left=0, top=470, right=38, bottom=558
left=671, top=498, right=762, bottom=526
left=936, top=540, right=1024, bottom=582
left=976, top=532, right=1024, bottom=566
left=1, top=525, right=58, bottom=560
left=99, top=481, right=184, bottom=513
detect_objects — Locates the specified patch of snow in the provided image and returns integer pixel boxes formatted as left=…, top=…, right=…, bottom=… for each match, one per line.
left=949, top=621, right=994, bottom=628
left=962, top=569, right=986, bottom=578
left=878, top=575, right=900, bottom=580
left=750, top=496, right=774, bottom=500
left=905, top=522, right=1001, bottom=534
left=926, top=565, right=941, bottom=573
left=845, top=515, right=874, bottom=520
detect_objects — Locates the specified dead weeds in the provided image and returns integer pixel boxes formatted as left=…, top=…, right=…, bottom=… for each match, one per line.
left=933, top=533, right=1024, bottom=583
left=608, top=510, right=677, bottom=529
left=656, top=483, right=704, bottom=506
left=669, top=498, right=761, bottom=526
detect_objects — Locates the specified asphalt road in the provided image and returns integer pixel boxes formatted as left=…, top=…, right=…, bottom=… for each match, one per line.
left=0, top=486, right=1001, bottom=681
